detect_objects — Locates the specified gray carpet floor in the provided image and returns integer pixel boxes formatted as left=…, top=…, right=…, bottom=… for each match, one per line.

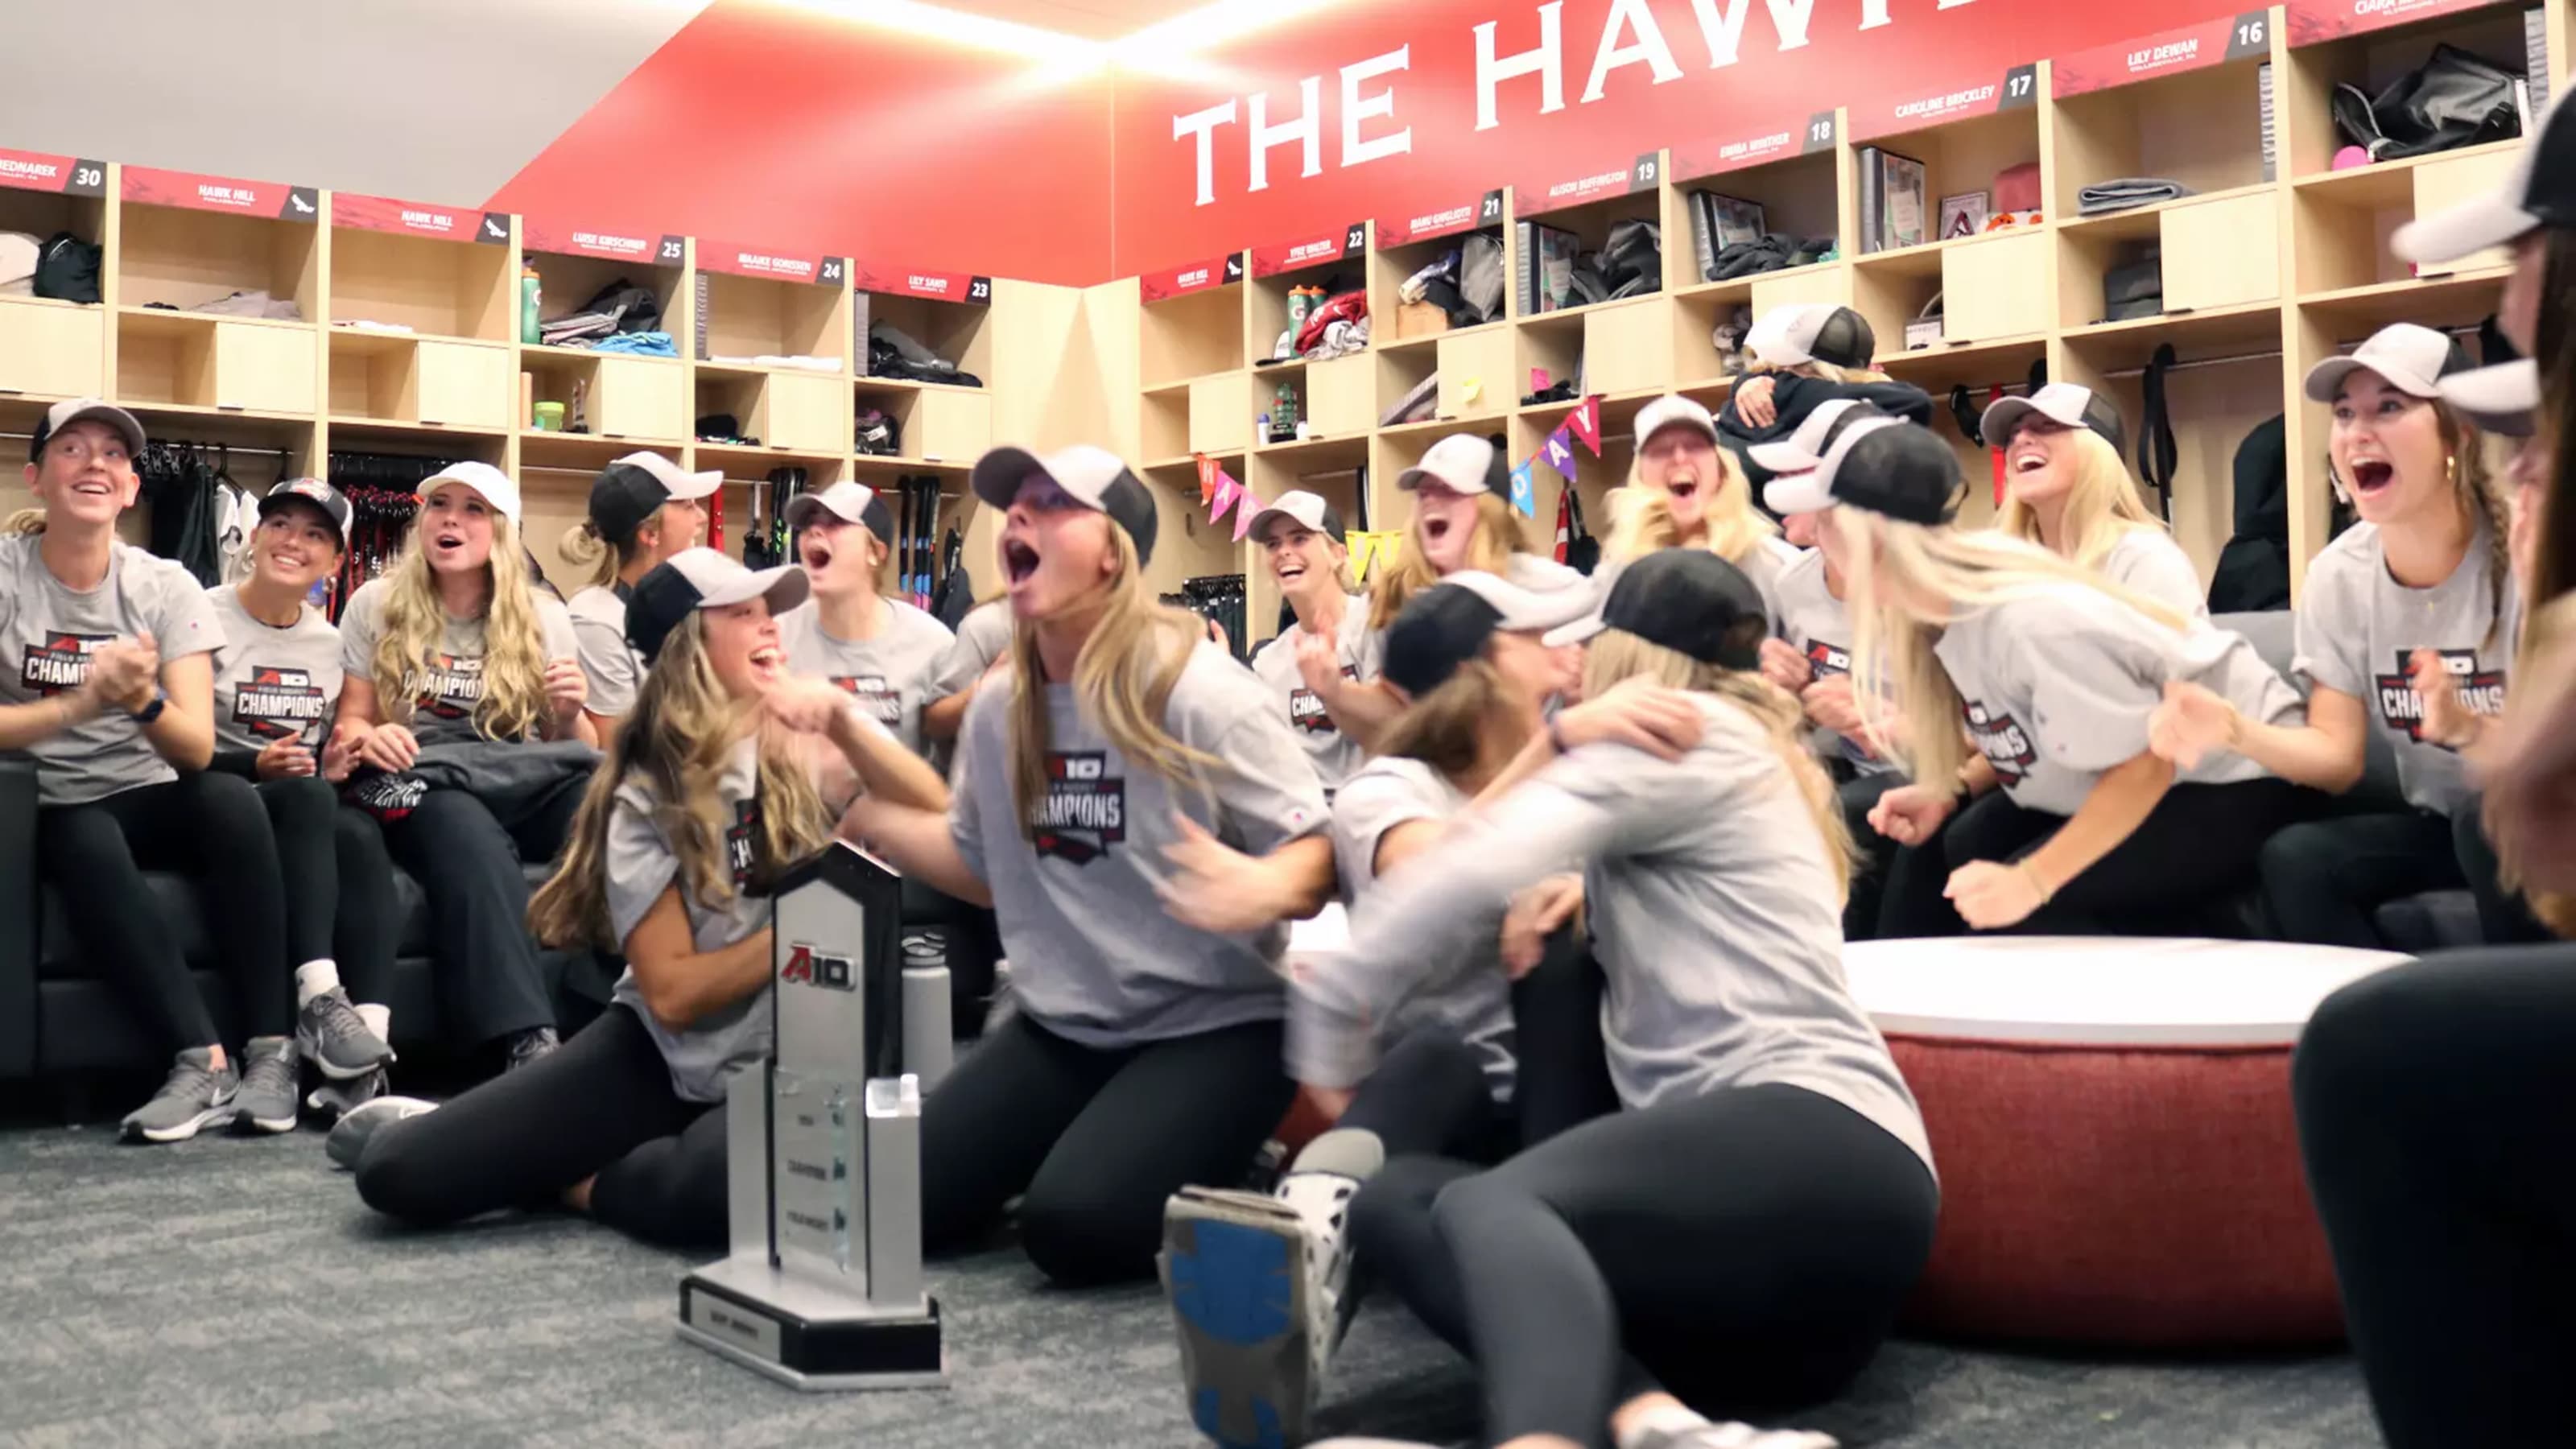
left=0, top=1122, right=2382, bottom=1449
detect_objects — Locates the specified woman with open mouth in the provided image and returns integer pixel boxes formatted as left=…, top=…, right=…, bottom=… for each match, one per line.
left=1821, top=419, right=2302, bottom=939
left=201, top=478, right=402, bottom=1128
left=774, top=480, right=956, bottom=758
left=346, top=550, right=947, bottom=1249
left=840, top=442, right=1335, bottom=1288
left=0, top=398, right=291, bottom=1143
left=2150, top=322, right=2524, bottom=951
left=1606, top=394, right=1804, bottom=623
left=1245, top=489, right=1376, bottom=790
left=1982, top=383, right=2206, bottom=618
left=559, top=451, right=720, bottom=733
left=332, top=461, right=592, bottom=1079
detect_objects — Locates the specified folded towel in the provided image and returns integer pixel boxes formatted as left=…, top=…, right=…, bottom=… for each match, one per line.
left=2077, top=179, right=2194, bottom=216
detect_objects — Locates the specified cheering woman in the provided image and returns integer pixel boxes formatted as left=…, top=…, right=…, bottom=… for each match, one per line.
left=1982, top=383, right=2206, bottom=617
left=1245, top=490, right=1377, bottom=787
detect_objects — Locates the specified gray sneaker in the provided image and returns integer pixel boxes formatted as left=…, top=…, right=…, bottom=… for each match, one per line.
left=297, top=988, right=394, bottom=1080
left=504, top=1026, right=559, bottom=1072
left=231, top=1036, right=301, bottom=1134
left=122, top=1047, right=238, bottom=1143
left=307, top=1065, right=386, bottom=1122
left=325, top=1093, right=436, bottom=1170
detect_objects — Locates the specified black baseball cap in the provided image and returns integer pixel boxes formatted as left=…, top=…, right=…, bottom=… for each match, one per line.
left=1542, top=548, right=1766, bottom=669
left=1381, top=570, right=1598, bottom=697
left=2394, top=84, right=2575, bottom=263
left=1978, top=382, right=2128, bottom=457
left=1781, top=415, right=1963, bottom=526
left=970, top=443, right=1160, bottom=567
left=626, top=547, right=811, bottom=664
left=257, top=478, right=352, bottom=548
left=29, top=397, right=144, bottom=464
left=784, top=480, right=898, bottom=543
left=589, top=452, right=722, bottom=547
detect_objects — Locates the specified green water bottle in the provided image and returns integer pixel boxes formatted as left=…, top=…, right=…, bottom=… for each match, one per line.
left=520, top=265, right=542, bottom=345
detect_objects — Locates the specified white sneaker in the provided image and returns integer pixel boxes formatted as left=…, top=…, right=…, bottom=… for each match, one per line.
left=1162, top=1185, right=1344, bottom=1447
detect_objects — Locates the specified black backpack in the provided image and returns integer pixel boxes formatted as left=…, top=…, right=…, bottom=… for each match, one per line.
left=35, top=231, right=100, bottom=303
left=2207, top=416, right=2290, bottom=613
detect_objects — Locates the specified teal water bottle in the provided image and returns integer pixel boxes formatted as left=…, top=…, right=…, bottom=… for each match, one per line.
left=520, top=265, right=541, bottom=345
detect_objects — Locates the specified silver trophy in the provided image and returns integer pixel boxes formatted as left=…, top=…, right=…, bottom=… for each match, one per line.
left=677, top=842, right=950, bottom=1389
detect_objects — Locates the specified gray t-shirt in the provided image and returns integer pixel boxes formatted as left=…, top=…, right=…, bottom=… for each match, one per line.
left=1327, top=755, right=1516, bottom=1098
left=0, top=535, right=221, bottom=805
left=949, top=636, right=1329, bottom=1047
left=204, top=584, right=342, bottom=754
left=338, top=576, right=582, bottom=745
left=1250, top=597, right=1379, bottom=795
left=778, top=597, right=954, bottom=758
left=1769, top=549, right=1896, bottom=778
left=2099, top=526, right=2207, bottom=620
left=2293, top=518, right=2518, bottom=813
left=608, top=736, right=775, bottom=1104
left=923, top=600, right=1011, bottom=704
left=1936, top=583, right=2301, bottom=816
left=1297, top=695, right=1930, bottom=1172
left=565, top=584, right=641, bottom=720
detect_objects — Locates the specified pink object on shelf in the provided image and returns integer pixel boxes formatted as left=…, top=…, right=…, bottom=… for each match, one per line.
left=2333, top=146, right=2372, bottom=170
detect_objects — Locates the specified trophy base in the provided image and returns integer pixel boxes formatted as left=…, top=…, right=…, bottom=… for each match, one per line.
left=677, top=1257, right=947, bottom=1391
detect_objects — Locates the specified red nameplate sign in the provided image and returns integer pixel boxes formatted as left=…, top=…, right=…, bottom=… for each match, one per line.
left=2289, top=0, right=2499, bottom=45
left=334, top=193, right=510, bottom=244
left=1517, top=153, right=1661, bottom=217
left=852, top=263, right=991, bottom=303
left=0, top=150, right=103, bottom=197
left=1674, top=113, right=1838, bottom=181
left=1380, top=190, right=1504, bottom=247
left=1852, top=64, right=2041, bottom=142
left=700, top=242, right=843, bottom=285
left=122, top=167, right=316, bottom=221
left=1141, top=253, right=1244, bottom=302
left=2056, top=12, right=2272, bottom=97
left=522, top=221, right=686, bottom=266
left=1250, top=222, right=1366, bottom=277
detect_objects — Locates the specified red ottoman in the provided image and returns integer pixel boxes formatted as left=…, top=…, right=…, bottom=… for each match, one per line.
left=1846, top=936, right=2407, bottom=1348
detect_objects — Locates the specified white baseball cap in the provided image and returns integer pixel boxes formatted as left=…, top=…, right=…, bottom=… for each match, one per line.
left=29, top=397, right=145, bottom=463
left=2302, top=323, right=2467, bottom=402
left=1397, top=433, right=1503, bottom=494
left=1748, top=398, right=1876, bottom=485
left=1762, top=415, right=1963, bottom=526
left=1976, top=382, right=2128, bottom=456
left=1245, top=489, right=1346, bottom=543
left=2438, top=357, right=2539, bottom=438
left=2393, top=85, right=2575, bottom=264
left=625, top=547, right=810, bottom=663
left=420, top=460, right=522, bottom=525
left=784, top=480, right=897, bottom=543
left=1633, top=394, right=1721, bottom=449
left=1745, top=303, right=1876, bottom=369
left=1381, top=568, right=1600, bottom=696
left=969, top=443, right=1160, bottom=565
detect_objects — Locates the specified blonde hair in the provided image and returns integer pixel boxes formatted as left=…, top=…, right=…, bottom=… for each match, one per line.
left=371, top=510, right=553, bottom=741
left=1839, top=510, right=2187, bottom=787
left=2433, top=405, right=2512, bottom=653
left=559, top=518, right=638, bottom=593
left=1005, top=521, right=1224, bottom=838
left=1995, top=425, right=2166, bottom=576
left=1746, top=359, right=1893, bottom=386
left=1367, top=489, right=1525, bottom=630
left=530, top=616, right=832, bottom=949
left=1605, top=444, right=1779, bottom=565
left=4, top=510, right=39, bottom=535
left=1376, top=655, right=1539, bottom=782
left=1580, top=628, right=1853, bottom=898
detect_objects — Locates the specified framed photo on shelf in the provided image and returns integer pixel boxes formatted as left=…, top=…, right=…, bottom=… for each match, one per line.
left=1938, top=191, right=1990, bottom=241
left=1709, top=193, right=1767, bottom=248
left=1864, top=150, right=1927, bottom=251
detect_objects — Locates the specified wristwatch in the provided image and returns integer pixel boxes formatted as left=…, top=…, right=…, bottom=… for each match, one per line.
left=130, top=688, right=167, bottom=724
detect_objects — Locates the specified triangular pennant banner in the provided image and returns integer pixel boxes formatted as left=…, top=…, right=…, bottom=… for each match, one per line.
left=1230, top=478, right=1256, bottom=541
left=1543, top=427, right=1577, bottom=483
left=1567, top=395, right=1603, bottom=456
left=1508, top=461, right=1537, bottom=518
left=1195, top=452, right=1218, bottom=506
left=1211, top=469, right=1243, bottom=521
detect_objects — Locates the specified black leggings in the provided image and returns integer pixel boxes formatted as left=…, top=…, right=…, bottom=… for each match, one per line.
left=2452, top=792, right=2554, bottom=945
left=921, top=1010, right=1293, bottom=1286
left=254, top=778, right=401, bottom=1002
left=353, top=1004, right=726, bottom=1249
left=2259, top=807, right=2471, bottom=948
left=1837, top=771, right=1902, bottom=943
left=376, top=784, right=580, bottom=1044
left=2295, top=945, right=2576, bottom=1449
left=1357, top=1085, right=1937, bottom=1447
left=37, top=772, right=290, bottom=1051
left=1880, top=778, right=2298, bottom=937
left=1335, top=1030, right=1509, bottom=1166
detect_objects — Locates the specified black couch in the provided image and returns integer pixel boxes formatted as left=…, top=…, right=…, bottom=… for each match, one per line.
left=0, top=754, right=610, bottom=1082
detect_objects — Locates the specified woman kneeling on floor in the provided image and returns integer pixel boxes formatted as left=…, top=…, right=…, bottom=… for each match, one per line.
left=1298, top=548, right=1939, bottom=1449
left=842, top=443, right=1334, bottom=1287
left=342, top=548, right=947, bottom=1248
